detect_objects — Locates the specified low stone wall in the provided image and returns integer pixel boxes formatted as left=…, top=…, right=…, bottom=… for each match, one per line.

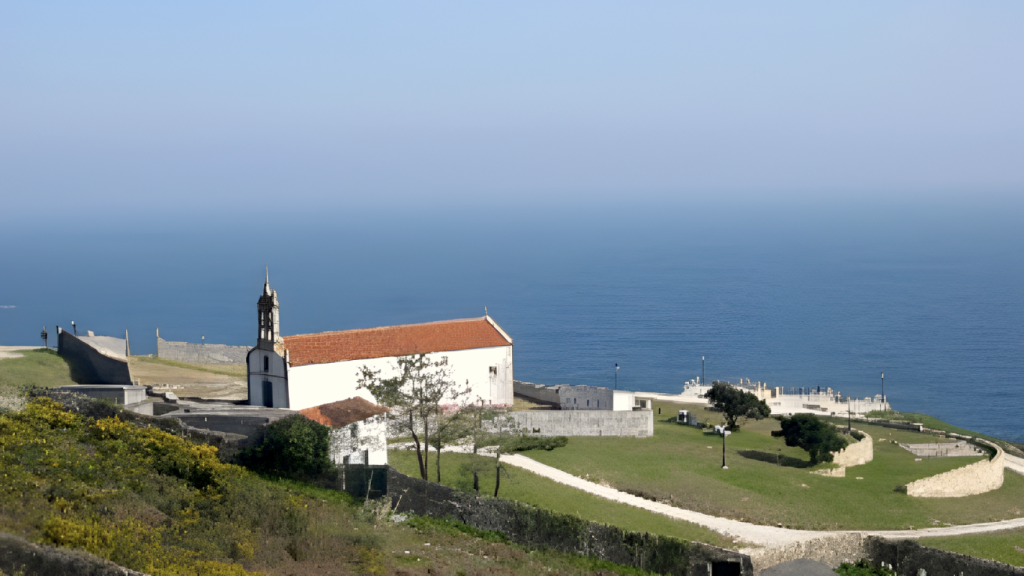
left=58, top=331, right=133, bottom=385
left=905, top=438, right=1004, bottom=497
left=508, top=409, right=653, bottom=437
left=388, top=467, right=752, bottom=576
left=831, top=429, right=873, bottom=467
left=872, top=537, right=1024, bottom=576
left=750, top=534, right=867, bottom=574
left=751, top=534, right=1024, bottom=575
left=0, top=531, right=147, bottom=576
left=157, top=337, right=249, bottom=365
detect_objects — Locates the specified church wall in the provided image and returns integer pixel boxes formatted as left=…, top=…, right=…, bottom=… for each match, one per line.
left=286, top=345, right=513, bottom=412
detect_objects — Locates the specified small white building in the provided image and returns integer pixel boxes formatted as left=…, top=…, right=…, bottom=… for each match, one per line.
left=247, top=274, right=514, bottom=410
left=299, top=397, right=389, bottom=466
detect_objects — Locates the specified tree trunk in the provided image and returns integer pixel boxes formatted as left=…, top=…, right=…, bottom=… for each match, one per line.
left=435, top=439, right=441, bottom=483
left=422, top=410, right=430, bottom=481
left=493, top=456, right=501, bottom=497
left=410, top=411, right=426, bottom=480
left=473, top=471, right=479, bottom=494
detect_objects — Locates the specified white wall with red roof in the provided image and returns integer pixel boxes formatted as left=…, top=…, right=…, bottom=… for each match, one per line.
left=286, top=345, right=513, bottom=412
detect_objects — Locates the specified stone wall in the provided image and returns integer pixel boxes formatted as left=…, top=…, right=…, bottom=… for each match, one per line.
left=508, top=409, right=653, bottom=437
left=57, top=331, right=133, bottom=384
left=750, top=534, right=867, bottom=574
left=513, top=380, right=560, bottom=405
left=831, top=429, right=873, bottom=467
left=871, top=537, right=1024, bottom=576
left=388, top=467, right=752, bottom=576
left=558, top=384, right=614, bottom=410
left=157, top=336, right=249, bottom=365
left=751, top=534, right=1024, bottom=575
left=0, top=531, right=147, bottom=576
left=905, top=438, right=1004, bottom=497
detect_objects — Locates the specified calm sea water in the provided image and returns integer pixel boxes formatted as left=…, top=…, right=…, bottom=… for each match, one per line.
left=1, top=199, right=1022, bottom=441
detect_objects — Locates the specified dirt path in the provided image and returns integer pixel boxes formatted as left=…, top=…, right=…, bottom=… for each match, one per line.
left=0, top=346, right=41, bottom=360
left=500, top=453, right=1024, bottom=548
left=127, top=359, right=246, bottom=400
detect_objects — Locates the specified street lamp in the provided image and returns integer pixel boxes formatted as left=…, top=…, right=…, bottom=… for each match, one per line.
left=40, top=326, right=48, bottom=349
left=71, top=321, right=76, bottom=336
left=702, top=356, right=705, bottom=387
left=716, top=425, right=732, bottom=469
left=614, top=363, right=620, bottom=390
left=881, top=372, right=885, bottom=410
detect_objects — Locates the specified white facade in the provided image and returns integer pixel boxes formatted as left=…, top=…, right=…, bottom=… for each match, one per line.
left=247, top=348, right=289, bottom=408
left=287, top=345, right=513, bottom=412
left=612, top=390, right=635, bottom=411
left=328, top=414, right=388, bottom=466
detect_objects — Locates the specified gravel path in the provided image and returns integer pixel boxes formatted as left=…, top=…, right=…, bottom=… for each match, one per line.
left=0, top=346, right=41, bottom=360
left=501, top=453, right=1024, bottom=547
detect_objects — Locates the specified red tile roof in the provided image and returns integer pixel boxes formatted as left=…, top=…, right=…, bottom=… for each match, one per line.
left=300, top=397, right=388, bottom=428
left=283, top=317, right=511, bottom=368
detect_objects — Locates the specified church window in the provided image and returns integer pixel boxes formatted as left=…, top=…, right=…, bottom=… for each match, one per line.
left=264, top=356, right=269, bottom=372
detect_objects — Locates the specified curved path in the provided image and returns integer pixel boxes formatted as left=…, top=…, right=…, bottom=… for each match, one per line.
left=501, top=452, right=1024, bottom=548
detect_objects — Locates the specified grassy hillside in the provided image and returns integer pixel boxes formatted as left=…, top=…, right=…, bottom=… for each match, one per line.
left=516, top=401, right=1024, bottom=530
left=389, top=450, right=737, bottom=549
left=0, top=397, right=659, bottom=576
left=0, top=349, right=75, bottom=390
left=919, top=528, right=1024, bottom=568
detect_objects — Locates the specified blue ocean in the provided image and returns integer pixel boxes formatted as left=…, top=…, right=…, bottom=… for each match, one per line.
left=1, top=199, right=1022, bottom=441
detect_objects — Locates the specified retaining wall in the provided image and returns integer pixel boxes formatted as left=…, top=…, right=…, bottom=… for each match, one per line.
left=157, top=336, right=248, bottom=365
left=388, top=467, right=752, bottom=576
left=0, top=531, right=147, bottom=576
left=513, top=380, right=560, bottom=405
left=905, top=438, right=1004, bottom=498
left=57, top=331, right=133, bottom=384
left=751, top=534, right=1024, bottom=575
left=831, top=429, right=873, bottom=467
left=509, top=409, right=653, bottom=437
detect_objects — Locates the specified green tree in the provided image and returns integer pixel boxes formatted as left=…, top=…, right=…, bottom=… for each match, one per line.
left=704, top=382, right=771, bottom=430
left=775, top=413, right=849, bottom=464
left=238, top=414, right=331, bottom=479
left=357, top=354, right=471, bottom=481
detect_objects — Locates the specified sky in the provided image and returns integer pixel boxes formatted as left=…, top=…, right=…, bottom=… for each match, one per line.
left=2, top=1, right=1023, bottom=222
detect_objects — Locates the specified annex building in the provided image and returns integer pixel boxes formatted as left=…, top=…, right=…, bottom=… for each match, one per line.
left=246, top=274, right=514, bottom=411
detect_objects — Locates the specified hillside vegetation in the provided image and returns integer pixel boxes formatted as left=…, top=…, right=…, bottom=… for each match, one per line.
left=0, top=392, right=665, bottom=576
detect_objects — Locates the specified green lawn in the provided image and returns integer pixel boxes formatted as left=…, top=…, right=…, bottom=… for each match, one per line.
left=0, top=348, right=75, bottom=390
left=388, top=449, right=739, bottom=549
left=516, top=401, right=1024, bottom=530
left=920, top=528, right=1024, bottom=568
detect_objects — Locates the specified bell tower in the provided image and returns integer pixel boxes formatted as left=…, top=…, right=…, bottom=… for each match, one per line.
left=257, top=268, right=284, bottom=353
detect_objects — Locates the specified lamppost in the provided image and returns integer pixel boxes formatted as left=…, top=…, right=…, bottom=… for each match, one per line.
left=40, top=326, right=48, bottom=349
left=614, top=363, right=619, bottom=390
left=716, top=425, right=732, bottom=469
left=702, top=356, right=705, bottom=387
left=71, top=321, right=76, bottom=336
left=881, top=372, right=885, bottom=410
left=847, top=397, right=852, bottom=433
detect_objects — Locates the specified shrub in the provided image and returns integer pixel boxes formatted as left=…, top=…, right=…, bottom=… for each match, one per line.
left=835, top=559, right=899, bottom=575
left=0, top=397, right=313, bottom=576
left=503, top=435, right=568, bottom=452
left=237, top=415, right=331, bottom=480
left=774, top=413, right=849, bottom=464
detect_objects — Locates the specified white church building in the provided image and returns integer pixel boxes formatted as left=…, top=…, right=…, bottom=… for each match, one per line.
left=246, top=274, right=514, bottom=411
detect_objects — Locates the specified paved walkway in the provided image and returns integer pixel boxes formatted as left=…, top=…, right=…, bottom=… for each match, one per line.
left=500, top=453, right=1024, bottom=547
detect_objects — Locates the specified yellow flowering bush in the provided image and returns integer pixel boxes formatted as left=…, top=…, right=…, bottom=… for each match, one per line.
left=0, top=398, right=310, bottom=576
